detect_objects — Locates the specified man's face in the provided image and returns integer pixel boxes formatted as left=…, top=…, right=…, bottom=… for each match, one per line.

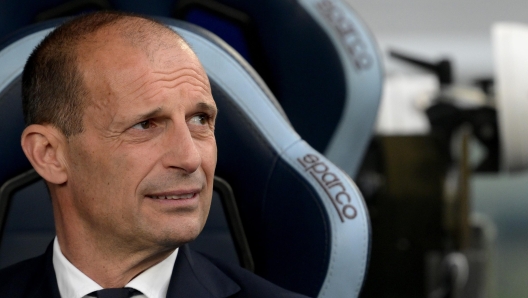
left=63, top=30, right=217, bottom=251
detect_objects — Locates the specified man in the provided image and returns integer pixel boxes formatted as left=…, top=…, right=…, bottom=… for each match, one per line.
left=0, top=11, right=308, bottom=298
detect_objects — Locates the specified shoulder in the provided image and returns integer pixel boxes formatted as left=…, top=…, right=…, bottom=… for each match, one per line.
left=0, top=255, right=46, bottom=296
left=189, top=249, right=310, bottom=298
left=0, top=242, right=59, bottom=298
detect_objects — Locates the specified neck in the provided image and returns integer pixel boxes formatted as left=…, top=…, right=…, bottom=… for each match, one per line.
left=51, top=193, right=175, bottom=287
left=55, top=231, right=175, bottom=287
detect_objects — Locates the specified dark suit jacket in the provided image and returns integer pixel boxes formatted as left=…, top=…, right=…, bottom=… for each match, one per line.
left=0, top=243, right=309, bottom=298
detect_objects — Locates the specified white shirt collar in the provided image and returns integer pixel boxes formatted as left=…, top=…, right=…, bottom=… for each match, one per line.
left=52, top=237, right=178, bottom=298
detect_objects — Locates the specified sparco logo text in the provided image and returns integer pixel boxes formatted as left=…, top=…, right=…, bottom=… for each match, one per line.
left=316, top=0, right=374, bottom=71
left=298, top=154, right=357, bottom=222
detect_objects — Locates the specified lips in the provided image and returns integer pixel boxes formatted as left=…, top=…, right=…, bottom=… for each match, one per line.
left=147, top=193, right=196, bottom=200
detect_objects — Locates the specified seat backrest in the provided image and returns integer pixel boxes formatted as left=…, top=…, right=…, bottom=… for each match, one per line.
left=0, top=18, right=371, bottom=297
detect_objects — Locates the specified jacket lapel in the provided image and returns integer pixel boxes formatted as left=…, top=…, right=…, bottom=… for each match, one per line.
left=29, top=242, right=61, bottom=298
left=166, top=245, right=240, bottom=298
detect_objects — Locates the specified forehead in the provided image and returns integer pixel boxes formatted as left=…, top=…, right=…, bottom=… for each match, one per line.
left=76, top=24, right=210, bottom=99
left=78, top=23, right=200, bottom=74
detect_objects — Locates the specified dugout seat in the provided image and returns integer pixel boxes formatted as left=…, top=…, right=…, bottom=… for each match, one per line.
left=0, top=18, right=371, bottom=297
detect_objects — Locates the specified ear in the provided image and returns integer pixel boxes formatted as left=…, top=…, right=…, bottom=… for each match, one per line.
left=21, top=124, right=68, bottom=184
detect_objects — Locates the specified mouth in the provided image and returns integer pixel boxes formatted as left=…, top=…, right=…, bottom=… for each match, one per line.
left=146, top=193, right=197, bottom=200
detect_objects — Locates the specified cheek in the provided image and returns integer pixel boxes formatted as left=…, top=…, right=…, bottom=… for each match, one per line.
left=69, top=143, right=137, bottom=201
left=199, top=138, right=217, bottom=175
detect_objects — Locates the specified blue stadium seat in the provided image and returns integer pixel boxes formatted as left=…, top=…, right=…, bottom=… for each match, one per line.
left=0, top=18, right=371, bottom=297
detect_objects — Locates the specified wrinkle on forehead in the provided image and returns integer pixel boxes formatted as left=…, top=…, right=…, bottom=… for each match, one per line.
left=88, top=53, right=210, bottom=106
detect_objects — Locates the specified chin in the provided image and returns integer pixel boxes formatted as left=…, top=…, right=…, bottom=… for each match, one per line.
left=156, top=233, right=199, bottom=249
left=155, top=220, right=205, bottom=248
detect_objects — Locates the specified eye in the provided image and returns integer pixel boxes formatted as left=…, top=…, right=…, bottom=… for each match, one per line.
left=131, top=120, right=154, bottom=130
left=189, top=114, right=208, bottom=126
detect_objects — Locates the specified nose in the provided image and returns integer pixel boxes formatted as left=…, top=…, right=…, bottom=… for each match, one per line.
left=162, top=120, right=201, bottom=173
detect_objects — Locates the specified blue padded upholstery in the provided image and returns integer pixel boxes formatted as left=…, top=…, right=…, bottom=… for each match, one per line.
left=0, top=18, right=371, bottom=297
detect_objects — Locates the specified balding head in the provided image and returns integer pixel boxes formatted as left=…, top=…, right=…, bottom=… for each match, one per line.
left=22, top=11, right=188, bottom=137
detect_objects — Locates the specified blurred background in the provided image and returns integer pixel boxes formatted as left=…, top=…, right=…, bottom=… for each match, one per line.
left=350, top=1, right=528, bottom=297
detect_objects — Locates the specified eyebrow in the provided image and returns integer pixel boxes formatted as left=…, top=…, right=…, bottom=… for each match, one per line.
left=196, top=102, right=218, bottom=116
left=133, top=107, right=164, bottom=123
left=130, top=102, right=217, bottom=124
